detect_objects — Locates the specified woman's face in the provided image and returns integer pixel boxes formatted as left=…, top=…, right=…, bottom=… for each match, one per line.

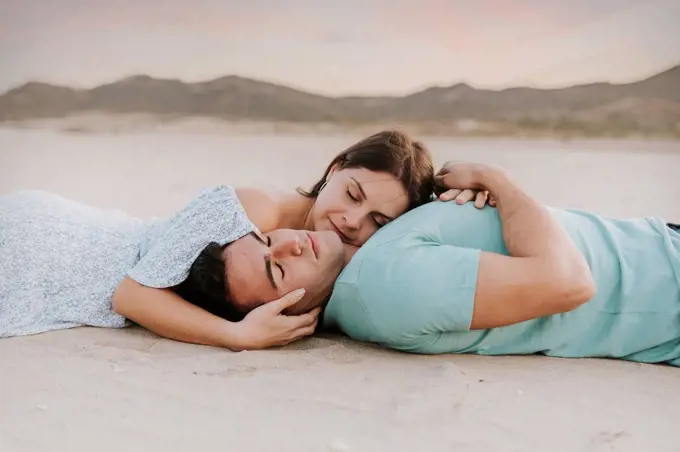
left=311, top=166, right=409, bottom=246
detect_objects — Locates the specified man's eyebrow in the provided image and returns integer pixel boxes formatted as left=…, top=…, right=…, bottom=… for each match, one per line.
left=252, top=232, right=277, bottom=289
left=251, top=231, right=266, bottom=245
left=350, top=176, right=395, bottom=221
left=264, top=254, right=278, bottom=290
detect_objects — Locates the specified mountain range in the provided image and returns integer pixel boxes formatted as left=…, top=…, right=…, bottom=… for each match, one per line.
left=1, top=64, right=679, bottom=138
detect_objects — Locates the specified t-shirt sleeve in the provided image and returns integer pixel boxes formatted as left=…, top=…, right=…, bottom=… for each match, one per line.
left=349, top=240, right=481, bottom=351
left=127, top=185, right=255, bottom=288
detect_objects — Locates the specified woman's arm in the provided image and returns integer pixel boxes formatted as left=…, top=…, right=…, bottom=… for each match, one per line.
left=235, top=188, right=282, bottom=233
left=112, top=277, right=319, bottom=350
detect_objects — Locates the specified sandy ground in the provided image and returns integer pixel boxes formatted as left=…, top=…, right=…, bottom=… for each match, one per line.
left=1, top=127, right=680, bottom=452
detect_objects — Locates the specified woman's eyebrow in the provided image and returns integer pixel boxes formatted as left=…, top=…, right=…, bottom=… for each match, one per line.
left=349, top=177, right=367, bottom=199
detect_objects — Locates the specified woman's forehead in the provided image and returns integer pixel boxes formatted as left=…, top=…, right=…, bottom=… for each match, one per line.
left=349, top=173, right=408, bottom=213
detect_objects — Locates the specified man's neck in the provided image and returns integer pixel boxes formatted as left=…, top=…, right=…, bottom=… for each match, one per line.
left=343, top=243, right=359, bottom=264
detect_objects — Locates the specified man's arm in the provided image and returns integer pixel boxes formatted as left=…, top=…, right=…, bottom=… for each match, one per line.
left=436, top=163, right=596, bottom=329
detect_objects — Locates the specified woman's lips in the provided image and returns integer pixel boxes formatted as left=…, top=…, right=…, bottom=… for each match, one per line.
left=329, top=220, right=350, bottom=243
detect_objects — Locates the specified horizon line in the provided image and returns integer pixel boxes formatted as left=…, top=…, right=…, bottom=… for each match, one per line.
left=3, top=61, right=678, bottom=99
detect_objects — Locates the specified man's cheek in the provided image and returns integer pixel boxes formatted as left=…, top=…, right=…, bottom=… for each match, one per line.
left=343, top=243, right=359, bottom=260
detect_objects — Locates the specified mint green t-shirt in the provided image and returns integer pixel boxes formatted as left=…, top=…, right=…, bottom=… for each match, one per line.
left=323, top=201, right=680, bottom=366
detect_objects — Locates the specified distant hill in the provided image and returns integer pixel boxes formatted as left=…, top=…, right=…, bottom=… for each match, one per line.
left=1, top=65, right=679, bottom=138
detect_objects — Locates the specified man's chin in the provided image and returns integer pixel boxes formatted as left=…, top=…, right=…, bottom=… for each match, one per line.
left=284, top=292, right=332, bottom=316
left=320, top=229, right=343, bottom=247
left=343, top=243, right=359, bottom=263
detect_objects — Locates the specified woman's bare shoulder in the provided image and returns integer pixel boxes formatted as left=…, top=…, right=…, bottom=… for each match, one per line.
left=235, top=187, right=283, bottom=233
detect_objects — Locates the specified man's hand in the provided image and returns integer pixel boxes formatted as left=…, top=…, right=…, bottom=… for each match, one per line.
left=434, top=161, right=500, bottom=208
left=438, top=188, right=496, bottom=209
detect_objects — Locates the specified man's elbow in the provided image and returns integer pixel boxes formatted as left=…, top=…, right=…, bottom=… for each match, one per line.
left=557, top=268, right=596, bottom=311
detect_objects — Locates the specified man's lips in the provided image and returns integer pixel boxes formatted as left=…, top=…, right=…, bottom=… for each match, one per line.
left=307, top=232, right=319, bottom=258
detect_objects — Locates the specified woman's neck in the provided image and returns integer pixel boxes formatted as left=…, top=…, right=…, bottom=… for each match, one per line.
left=277, top=192, right=315, bottom=231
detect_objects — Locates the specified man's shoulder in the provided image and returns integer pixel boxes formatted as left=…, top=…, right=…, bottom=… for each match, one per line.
left=335, top=204, right=442, bottom=281
left=323, top=279, right=387, bottom=342
left=330, top=201, right=458, bottom=311
left=324, top=227, right=441, bottom=341
left=360, top=202, right=444, bottom=248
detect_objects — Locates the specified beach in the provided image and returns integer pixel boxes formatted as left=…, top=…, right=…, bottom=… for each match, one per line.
left=1, top=127, right=679, bottom=452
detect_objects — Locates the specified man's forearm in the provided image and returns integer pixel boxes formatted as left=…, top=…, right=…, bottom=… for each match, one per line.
left=479, top=168, right=593, bottom=284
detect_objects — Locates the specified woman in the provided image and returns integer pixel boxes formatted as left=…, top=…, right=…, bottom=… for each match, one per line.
left=113, top=129, right=438, bottom=349
left=2, top=130, right=440, bottom=350
left=237, top=130, right=435, bottom=247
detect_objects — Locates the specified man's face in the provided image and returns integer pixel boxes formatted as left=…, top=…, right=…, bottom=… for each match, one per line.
left=225, top=229, right=346, bottom=315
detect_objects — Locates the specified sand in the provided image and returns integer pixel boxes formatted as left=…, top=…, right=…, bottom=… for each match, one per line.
left=1, top=127, right=679, bottom=452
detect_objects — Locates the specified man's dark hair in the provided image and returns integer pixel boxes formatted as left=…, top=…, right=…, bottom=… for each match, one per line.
left=175, top=242, right=245, bottom=322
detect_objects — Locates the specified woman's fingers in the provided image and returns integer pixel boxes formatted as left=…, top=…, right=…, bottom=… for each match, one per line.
left=295, top=324, right=318, bottom=339
left=277, top=307, right=320, bottom=334
left=282, top=312, right=320, bottom=344
left=268, top=288, right=306, bottom=314
left=291, top=307, right=321, bottom=328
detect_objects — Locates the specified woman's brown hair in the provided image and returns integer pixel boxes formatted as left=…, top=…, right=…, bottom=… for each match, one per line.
left=297, top=129, right=435, bottom=211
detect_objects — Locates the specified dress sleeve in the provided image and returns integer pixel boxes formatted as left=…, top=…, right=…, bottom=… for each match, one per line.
left=127, top=185, right=255, bottom=288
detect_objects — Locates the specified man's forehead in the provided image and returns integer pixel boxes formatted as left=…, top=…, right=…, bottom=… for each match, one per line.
left=251, top=228, right=266, bottom=242
left=225, top=234, right=277, bottom=307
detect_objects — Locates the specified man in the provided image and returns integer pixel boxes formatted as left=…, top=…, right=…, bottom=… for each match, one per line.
left=176, top=226, right=353, bottom=321
left=182, top=163, right=679, bottom=364
left=219, top=227, right=350, bottom=316
left=320, top=162, right=680, bottom=366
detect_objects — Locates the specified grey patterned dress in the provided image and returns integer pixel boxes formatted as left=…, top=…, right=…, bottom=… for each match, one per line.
left=0, top=185, right=254, bottom=338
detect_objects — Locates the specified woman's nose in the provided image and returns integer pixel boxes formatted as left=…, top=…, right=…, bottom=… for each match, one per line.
left=271, top=237, right=302, bottom=258
left=343, top=211, right=362, bottom=230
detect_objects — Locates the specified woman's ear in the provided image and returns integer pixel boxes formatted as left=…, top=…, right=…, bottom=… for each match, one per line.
left=328, top=162, right=340, bottom=178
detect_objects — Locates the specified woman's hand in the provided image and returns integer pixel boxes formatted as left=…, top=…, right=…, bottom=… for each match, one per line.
left=434, top=161, right=500, bottom=208
left=231, top=289, right=321, bottom=350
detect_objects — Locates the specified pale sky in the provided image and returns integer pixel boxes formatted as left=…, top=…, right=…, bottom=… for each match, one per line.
left=1, top=0, right=679, bottom=95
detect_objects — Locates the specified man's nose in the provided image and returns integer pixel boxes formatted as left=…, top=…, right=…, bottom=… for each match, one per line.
left=271, top=237, right=302, bottom=258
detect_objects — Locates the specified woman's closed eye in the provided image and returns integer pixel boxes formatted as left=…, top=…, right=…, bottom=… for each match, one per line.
left=372, top=215, right=388, bottom=228
left=346, top=189, right=359, bottom=203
